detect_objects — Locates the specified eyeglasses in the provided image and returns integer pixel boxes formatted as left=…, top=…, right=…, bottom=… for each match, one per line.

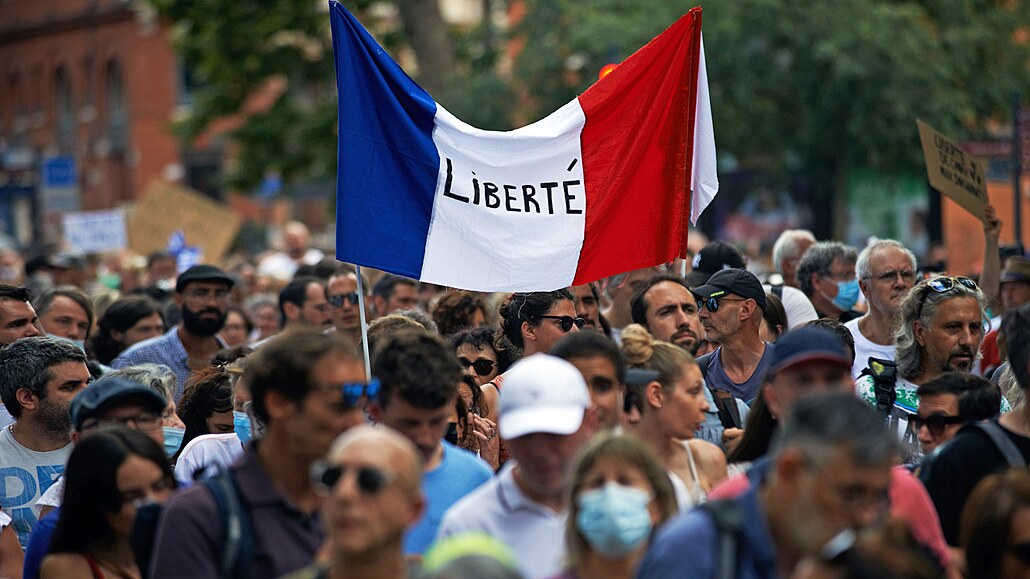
left=915, top=276, right=978, bottom=319
left=328, top=292, right=360, bottom=308
left=865, top=270, right=917, bottom=284
left=341, top=379, right=380, bottom=408
left=533, top=315, right=585, bottom=332
left=697, top=293, right=746, bottom=313
left=1010, top=542, right=1030, bottom=565
left=458, top=358, right=496, bottom=376
left=84, top=412, right=163, bottom=432
left=910, top=413, right=965, bottom=436
left=310, top=460, right=396, bottom=496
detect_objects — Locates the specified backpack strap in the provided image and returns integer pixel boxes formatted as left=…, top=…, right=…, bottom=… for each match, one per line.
left=859, top=357, right=897, bottom=417
left=698, top=498, right=745, bottom=579
left=770, top=283, right=784, bottom=299
left=203, top=471, right=254, bottom=579
left=697, top=352, right=713, bottom=378
left=968, top=421, right=1027, bottom=468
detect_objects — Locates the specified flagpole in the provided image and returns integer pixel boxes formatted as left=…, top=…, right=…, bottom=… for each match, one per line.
left=355, top=264, right=372, bottom=382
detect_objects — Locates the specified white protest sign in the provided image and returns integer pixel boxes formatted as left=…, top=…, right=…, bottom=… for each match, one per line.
left=62, top=209, right=128, bottom=254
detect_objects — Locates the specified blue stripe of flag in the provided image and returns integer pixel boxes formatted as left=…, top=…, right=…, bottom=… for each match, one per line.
left=329, top=1, right=439, bottom=278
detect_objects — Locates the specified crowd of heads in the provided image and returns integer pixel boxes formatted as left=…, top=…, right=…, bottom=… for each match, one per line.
left=1, top=221, right=1029, bottom=579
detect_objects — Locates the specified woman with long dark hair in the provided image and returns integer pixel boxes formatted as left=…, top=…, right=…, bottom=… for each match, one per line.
left=88, top=297, right=165, bottom=365
left=41, top=428, right=175, bottom=578
left=171, top=365, right=236, bottom=465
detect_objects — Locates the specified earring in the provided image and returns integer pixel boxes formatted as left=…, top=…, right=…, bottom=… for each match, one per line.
left=656, top=403, right=663, bottom=409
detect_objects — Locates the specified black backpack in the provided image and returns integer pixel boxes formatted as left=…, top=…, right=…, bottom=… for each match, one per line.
left=858, top=357, right=898, bottom=417
left=697, top=352, right=744, bottom=429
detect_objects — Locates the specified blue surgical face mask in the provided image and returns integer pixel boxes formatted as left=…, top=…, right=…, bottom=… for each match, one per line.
left=162, top=427, right=185, bottom=458
left=832, top=279, right=860, bottom=311
left=233, top=411, right=252, bottom=445
left=575, top=482, right=654, bottom=557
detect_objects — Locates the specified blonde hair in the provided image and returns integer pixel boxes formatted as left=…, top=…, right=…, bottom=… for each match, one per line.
left=620, top=324, right=696, bottom=391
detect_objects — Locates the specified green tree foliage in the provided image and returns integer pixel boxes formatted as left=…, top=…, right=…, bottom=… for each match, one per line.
left=155, top=0, right=1030, bottom=195
left=510, top=0, right=1030, bottom=186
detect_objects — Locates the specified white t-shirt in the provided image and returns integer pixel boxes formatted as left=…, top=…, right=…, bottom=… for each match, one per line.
left=257, top=249, right=324, bottom=281
left=845, top=316, right=896, bottom=380
left=0, top=425, right=72, bottom=547
left=763, top=284, right=818, bottom=330
left=173, top=433, right=245, bottom=484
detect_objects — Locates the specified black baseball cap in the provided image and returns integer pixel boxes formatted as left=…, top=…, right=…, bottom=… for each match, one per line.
left=689, top=268, right=767, bottom=310
left=175, top=264, right=235, bottom=293
left=685, top=241, right=746, bottom=286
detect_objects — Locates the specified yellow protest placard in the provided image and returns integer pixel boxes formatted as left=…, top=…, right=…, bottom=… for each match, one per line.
left=917, top=120, right=988, bottom=223
left=128, top=180, right=241, bottom=262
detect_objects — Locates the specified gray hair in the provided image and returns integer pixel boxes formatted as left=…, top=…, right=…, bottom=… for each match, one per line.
left=856, top=240, right=917, bottom=280
left=796, top=242, right=858, bottom=296
left=104, top=363, right=177, bottom=403
left=395, top=308, right=438, bottom=334
left=771, top=229, right=816, bottom=274
left=773, top=392, right=897, bottom=467
left=0, top=336, right=87, bottom=418
left=894, top=278, right=987, bottom=379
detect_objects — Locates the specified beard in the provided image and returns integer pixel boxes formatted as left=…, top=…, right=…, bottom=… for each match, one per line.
left=182, top=305, right=227, bottom=337
left=939, top=346, right=977, bottom=373
left=37, top=396, right=72, bottom=438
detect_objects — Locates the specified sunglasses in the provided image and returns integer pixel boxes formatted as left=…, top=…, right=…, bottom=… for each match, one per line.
left=697, top=293, right=746, bottom=313
left=310, top=460, right=396, bottom=495
left=328, top=292, right=361, bottom=308
left=458, top=357, right=496, bottom=376
left=341, top=379, right=381, bottom=408
left=910, top=413, right=965, bottom=436
left=1011, top=542, right=1030, bottom=565
left=534, top=315, right=586, bottom=332
left=915, top=276, right=978, bottom=318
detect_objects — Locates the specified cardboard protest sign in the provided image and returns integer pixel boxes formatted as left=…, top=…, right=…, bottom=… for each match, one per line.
left=128, top=180, right=241, bottom=262
left=917, top=120, right=988, bottom=223
left=62, top=210, right=127, bottom=253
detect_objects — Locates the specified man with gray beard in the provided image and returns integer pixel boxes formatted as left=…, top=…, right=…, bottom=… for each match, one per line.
left=0, top=337, right=89, bottom=547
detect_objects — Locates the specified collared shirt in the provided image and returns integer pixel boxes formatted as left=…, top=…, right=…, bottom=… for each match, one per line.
left=112, top=326, right=226, bottom=401
left=150, top=443, right=323, bottom=579
left=637, top=462, right=779, bottom=579
left=436, top=462, right=566, bottom=579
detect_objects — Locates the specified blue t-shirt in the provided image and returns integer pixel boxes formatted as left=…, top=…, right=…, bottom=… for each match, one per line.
left=404, top=441, right=493, bottom=555
left=704, top=343, right=775, bottom=402
left=22, top=508, right=58, bottom=579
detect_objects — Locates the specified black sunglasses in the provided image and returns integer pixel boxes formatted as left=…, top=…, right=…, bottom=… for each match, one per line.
left=533, top=315, right=585, bottom=332
left=341, top=379, right=381, bottom=408
left=310, top=460, right=396, bottom=495
left=458, top=358, right=496, bottom=376
left=328, top=292, right=361, bottom=308
left=697, top=292, right=745, bottom=313
left=910, top=413, right=965, bottom=436
left=1010, top=542, right=1030, bottom=565
left=915, top=276, right=978, bottom=318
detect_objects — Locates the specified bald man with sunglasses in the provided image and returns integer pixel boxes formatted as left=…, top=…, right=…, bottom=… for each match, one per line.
left=287, top=426, right=425, bottom=579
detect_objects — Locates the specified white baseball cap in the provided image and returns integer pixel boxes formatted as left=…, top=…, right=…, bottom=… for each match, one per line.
left=499, top=354, right=591, bottom=440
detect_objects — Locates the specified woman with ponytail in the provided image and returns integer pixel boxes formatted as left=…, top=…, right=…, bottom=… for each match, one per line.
left=621, top=324, right=726, bottom=511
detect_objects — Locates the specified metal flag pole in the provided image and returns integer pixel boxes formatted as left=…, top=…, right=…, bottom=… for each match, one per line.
left=355, top=264, right=372, bottom=383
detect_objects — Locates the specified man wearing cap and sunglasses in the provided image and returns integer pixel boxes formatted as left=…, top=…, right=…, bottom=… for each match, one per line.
left=855, top=275, right=1008, bottom=466
left=690, top=268, right=774, bottom=403
left=150, top=328, right=370, bottom=579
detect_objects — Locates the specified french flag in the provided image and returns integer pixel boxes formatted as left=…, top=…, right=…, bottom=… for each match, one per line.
left=330, top=1, right=717, bottom=292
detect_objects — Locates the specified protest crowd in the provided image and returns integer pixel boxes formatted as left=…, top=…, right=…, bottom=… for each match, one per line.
left=0, top=208, right=1029, bottom=579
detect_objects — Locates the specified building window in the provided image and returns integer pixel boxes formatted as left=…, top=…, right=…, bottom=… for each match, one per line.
left=55, top=66, right=75, bottom=150
left=106, top=59, right=128, bottom=154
